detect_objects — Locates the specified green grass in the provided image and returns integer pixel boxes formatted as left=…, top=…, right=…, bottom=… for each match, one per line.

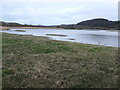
left=3, top=69, right=15, bottom=76
left=2, top=33, right=119, bottom=88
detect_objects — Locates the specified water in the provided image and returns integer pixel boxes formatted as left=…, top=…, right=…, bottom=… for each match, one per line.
left=1, top=29, right=119, bottom=47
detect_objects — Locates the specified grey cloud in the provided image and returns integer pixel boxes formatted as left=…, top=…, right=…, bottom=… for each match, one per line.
left=1, top=1, right=118, bottom=25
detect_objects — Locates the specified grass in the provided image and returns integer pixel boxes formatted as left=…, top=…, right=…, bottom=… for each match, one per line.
left=46, top=34, right=68, bottom=37
left=2, top=33, right=119, bottom=88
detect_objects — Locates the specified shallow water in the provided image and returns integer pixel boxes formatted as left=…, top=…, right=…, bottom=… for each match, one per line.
left=1, top=29, right=119, bottom=47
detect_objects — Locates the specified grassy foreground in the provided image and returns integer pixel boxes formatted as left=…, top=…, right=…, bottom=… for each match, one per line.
left=2, top=33, right=119, bottom=88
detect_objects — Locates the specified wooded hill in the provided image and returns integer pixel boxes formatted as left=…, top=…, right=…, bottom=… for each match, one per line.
left=0, top=18, right=119, bottom=30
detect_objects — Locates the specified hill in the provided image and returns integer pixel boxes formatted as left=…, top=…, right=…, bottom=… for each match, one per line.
left=56, top=18, right=119, bottom=30
left=77, top=18, right=117, bottom=28
left=0, top=21, right=43, bottom=27
left=0, top=18, right=119, bottom=30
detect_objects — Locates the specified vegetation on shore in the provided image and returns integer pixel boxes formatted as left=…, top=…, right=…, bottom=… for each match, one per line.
left=0, top=26, right=64, bottom=31
left=2, top=33, right=119, bottom=88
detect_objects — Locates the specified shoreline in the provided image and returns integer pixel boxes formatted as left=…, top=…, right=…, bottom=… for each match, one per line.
left=0, top=26, right=65, bottom=30
left=1, top=32, right=118, bottom=48
left=0, top=26, right=118, bottom=31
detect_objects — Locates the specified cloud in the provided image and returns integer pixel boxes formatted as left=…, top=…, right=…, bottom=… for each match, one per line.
left=1, top=0, right=118, bottom=25
left=2, top=0, right=119, bottom=3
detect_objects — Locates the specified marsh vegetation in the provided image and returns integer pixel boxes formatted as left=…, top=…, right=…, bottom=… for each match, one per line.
left=2, top=33, right=119, bottom=88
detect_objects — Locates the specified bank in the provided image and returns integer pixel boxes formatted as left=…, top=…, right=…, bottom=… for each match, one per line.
left=2, top=33, right=119, bottom=88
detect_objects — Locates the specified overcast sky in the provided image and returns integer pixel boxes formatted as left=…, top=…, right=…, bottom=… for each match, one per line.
left=1, top=0, right=119, bottom=25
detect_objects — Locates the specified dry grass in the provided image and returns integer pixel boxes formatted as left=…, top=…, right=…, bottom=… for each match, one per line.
left=2, top=33, right=119, bottom=88
left=0, top=26, right=10, bottom=30
left=0, top=26, right=64, bottom=30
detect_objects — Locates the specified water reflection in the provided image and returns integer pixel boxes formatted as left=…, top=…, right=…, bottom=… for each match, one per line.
left=1, top=29, right=119, bottom=47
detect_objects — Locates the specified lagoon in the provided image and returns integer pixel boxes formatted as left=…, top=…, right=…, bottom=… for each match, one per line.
left=1, top=29, right=119, bottom=47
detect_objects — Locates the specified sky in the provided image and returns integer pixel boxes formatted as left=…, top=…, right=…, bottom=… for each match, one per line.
left=1, top=0, right=119, bottom=25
